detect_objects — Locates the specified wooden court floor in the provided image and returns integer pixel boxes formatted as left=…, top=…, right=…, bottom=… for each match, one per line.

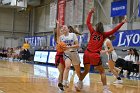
left=0, top=60, right=139, bottom=93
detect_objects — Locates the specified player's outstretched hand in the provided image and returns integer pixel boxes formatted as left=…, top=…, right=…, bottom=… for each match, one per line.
left=122, top=18, right=127, bottom=23
left=90, top=7, right=95, bottom=13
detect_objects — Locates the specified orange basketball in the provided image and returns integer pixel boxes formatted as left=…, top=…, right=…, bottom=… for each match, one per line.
left=56, top=42, right=67, bottom=52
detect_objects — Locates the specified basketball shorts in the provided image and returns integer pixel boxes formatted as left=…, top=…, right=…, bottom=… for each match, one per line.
left=55, top=54, right=65, bottom=67
left=63, top=51, right=80, bottom=66
left=108, top=52, right=118, bottom=62
left=83, top=50, right=102, bottom=66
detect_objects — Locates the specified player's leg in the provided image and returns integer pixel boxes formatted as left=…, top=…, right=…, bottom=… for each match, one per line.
left=108, top=60, right=123, bottom=84
left=57, top=62, right=65, bottom=91
left=63, top=58, right=71, bottom=87
left=95, top=65, right=112, bottom=93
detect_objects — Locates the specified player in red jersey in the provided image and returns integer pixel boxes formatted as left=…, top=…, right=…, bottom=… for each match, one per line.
left=75, top=8, right=127, bottom=93
left=54, top=20, right=65, bottom=91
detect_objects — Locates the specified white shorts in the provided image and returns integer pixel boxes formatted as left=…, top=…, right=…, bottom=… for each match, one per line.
left=108, top=52, right=118, bottom=62
left=64, top=51, right=80, bottom=65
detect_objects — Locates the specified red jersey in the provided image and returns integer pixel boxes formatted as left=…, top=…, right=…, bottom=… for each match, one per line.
left=56, top=51, right=63, bottom=56
left=86, top=11, right=125, bottom=53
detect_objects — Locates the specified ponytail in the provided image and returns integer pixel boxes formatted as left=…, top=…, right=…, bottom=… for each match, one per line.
left=68, top=26, right=82, bottom=35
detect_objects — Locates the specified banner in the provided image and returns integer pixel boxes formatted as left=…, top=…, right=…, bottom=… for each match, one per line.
left=49, top=35, right=56, bottom=46
left=24, top=36, right=47, bottom=47
left=111, top=0, right=127, bottom=17
left=112, top=30, right=140, bottom=47
left=57, top=0, right=66, bottom=25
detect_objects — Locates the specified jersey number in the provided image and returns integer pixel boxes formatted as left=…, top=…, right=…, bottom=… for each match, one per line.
left=93, top=35, right=100, bottom=41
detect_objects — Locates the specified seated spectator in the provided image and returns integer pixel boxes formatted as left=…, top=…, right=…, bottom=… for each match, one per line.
left=12, top=47, right=21, bottom=61
left=129, top=48, right=140, bottom=77
left=115, top=48, right=133, bottom=77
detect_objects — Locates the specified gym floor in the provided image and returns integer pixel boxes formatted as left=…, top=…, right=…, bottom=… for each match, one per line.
left=0, top=61, right=139, bottom=93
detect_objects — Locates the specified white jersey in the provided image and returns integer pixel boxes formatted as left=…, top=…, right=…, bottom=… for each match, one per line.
left=124, top=55, right=140, bottom=64
left=104, top=38, right=118, bottom=61
left=60, top=33, right=78, bottom=52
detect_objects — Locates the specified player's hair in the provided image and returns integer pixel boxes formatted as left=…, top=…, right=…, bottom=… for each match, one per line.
left=133, top=48, right=139, bottom=61
left=68, top=26, right=82, bottom=35
left=95, top=22, right=104, bottom=34
left=108, top=35, right=116, bottom=41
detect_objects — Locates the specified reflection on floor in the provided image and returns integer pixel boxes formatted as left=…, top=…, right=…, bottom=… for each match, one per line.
left=0, top=60, right=139, bottom=93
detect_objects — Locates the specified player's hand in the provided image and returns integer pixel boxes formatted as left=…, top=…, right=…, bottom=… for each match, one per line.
left=100, top=50, right=106, bottom=54
left=90, top=7, right=95, bottom=13
left=122, top=18, right=127, bottom=23
left=56, top=20, right=59, bottom=24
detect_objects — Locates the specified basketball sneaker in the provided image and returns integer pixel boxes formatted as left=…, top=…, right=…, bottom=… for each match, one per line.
left=103, top=88, right=112, bottom=93
left=123, top=70, right=127, bottom=78
left=129, top=72, right=134, bottom=77
left=58, top=83, right=64, bottom=91
left=74, top=81, right=83, bottom=91
left=103, top=86, right=112, bottom=93
left=133, top=73, right=137, bottom=77
left=113, top=80, right=123, bottom=84
left=136, top=73, right=140, bottom=78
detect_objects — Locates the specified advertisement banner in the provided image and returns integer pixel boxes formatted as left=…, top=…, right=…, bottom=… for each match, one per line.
left=49, top=35, right=56, bottom=46
left=24, top=36, right=47, bottom=47
left=112, top=30, right=140, bottom=47
left=111, top=0, right=127, bottom=17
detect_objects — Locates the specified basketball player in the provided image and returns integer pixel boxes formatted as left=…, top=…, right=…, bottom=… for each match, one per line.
left=75, top=7, right=127, bottom=93
left=60, top=25, right=82, bottom=88
left=54, top=20, right=65, bottom=91
left=101, top=35, right=123, bottom=84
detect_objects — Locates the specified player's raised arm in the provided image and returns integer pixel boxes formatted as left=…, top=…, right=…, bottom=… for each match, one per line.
left=104, top=18, right=127, bottom=37
left=56, top=20, right=62, bottom=43
left=86, top=7, right=96, bottom=34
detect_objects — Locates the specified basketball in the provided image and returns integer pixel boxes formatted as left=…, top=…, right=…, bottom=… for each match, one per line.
left=56, top=42, right=67, bottom=52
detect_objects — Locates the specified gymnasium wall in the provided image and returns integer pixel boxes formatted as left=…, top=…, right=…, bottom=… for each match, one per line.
left=0, top=7, right=29, bottom=35
left=0, top=7, right=29, bottom=48
left=0, top=0, right=140, bottom=51
left=34, top=0, right=54, bottom=34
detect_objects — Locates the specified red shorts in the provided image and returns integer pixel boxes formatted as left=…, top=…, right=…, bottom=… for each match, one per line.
left=83, top=50, right=102, bottom=66
left=55, top=52, right=65, bottom=67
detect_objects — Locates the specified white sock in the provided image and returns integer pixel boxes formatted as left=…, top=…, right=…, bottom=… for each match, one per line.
left=63, top=80, right=68, bottom=85
left=103, top=85, right=108, bottom=89
left=62, top=80, right=66, bottom=85
left=78, top=80, right=82, bottom=83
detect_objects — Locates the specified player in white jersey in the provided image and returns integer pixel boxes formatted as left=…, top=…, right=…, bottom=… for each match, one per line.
left=60, top=25, right=82, bottom=87
left=101, top=35, right=123, bottom=84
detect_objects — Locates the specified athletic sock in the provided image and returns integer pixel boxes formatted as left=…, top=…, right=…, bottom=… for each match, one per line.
left=103, top=85, right=108, bottom=89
